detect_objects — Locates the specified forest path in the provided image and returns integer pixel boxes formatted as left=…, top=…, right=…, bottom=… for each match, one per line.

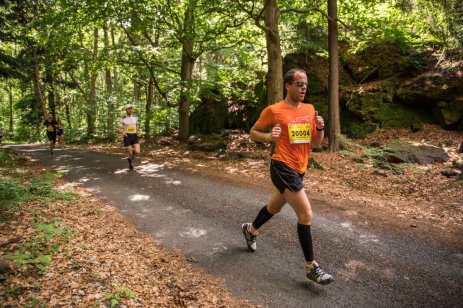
left=8, top=144, right=463, bottom=307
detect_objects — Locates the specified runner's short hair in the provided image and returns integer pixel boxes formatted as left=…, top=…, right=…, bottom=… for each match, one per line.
left=283, top=68, right=307, bottom=85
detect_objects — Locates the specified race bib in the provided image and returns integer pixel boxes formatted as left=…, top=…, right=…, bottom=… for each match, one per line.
left=126, top=125, right=136, bottom=133
left=288, top=123, right=311, bottom=144
left=47, top=126, right=54, bottom=132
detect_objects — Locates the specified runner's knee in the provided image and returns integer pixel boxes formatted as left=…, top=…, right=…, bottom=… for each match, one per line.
left=297, top=210, right=313, bottom=225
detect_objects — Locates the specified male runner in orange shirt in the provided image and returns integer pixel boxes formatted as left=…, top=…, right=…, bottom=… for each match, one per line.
left=241, top=68, right=334, bottom=285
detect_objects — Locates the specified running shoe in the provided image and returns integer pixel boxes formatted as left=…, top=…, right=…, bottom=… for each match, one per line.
left=241, top=223, right=256, bottom=252
left=50, top=149, right=54, bottom=157
left=306, top=263, right=334, bottom=285
left=128, top=158, right=133, bottom=171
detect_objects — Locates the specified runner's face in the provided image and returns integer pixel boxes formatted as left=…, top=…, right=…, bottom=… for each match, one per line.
left=287, top=72, right=307, bottom=102
left=47, top=114, right=53, bottom=121
left=126, top=107, right=132, bottom=115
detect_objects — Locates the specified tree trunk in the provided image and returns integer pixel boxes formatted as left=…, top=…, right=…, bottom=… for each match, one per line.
left=145, top=76, right=154, bottom=141
left=133, top=77, right=141, bottom=103
left=104, top=22, right=115, bottom=140
left=264, top=0, right=283, bottom=104
left=46, top=66, right=56, bottom=117
left=86, top=28, right=99, bottom=139
left=32, top=59, right=47, bottom=120
left=111, top=27, right=119, bottom=109
left=65, top=100, right=71, bottom=130
left=328, top=0, right=341, bottom=152
left=178, top=5, right=195, bottom=141
left=7, top=81, right=13, bottom=135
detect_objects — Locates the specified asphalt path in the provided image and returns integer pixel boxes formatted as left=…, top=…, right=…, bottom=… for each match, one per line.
left=5, top=144, right=463, bottom=307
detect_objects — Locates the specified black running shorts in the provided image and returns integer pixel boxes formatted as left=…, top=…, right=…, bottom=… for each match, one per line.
left=47, top=132, right=56, bottom=143
left=123, top=133, right=139, bottom=147
left=270, top=159, right=305, bottom=193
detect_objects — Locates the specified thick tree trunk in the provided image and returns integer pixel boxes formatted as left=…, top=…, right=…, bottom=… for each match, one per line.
left=264, top=0, right=283, bottom=104
left=178, top=5, right=195, bottom=141
left=328, top=0, right=341, bottom=152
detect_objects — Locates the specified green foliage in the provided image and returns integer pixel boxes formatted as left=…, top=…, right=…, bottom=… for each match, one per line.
left=325, top=0, right=462, bottom=54
left=26, top=297, right=46, bottom=308
left=1, top=285, right=22, bottom=298
left=104, top=285, right=137, bottom=308
left=0, top=149, right=79, bottom=222
left=1, top=0, right=461, bottom=142
left=0, top=179, right=25, bottom=206
left=4, top=220, right=73, bottom=271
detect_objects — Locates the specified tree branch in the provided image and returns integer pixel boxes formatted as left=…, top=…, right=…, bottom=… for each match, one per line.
left=280, top=6, right=352, bottom=30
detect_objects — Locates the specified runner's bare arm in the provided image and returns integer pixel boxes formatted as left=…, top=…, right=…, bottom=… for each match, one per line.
left=117, top=121, right=126, bottom=137
left=250, top=123, right=281, bottom=143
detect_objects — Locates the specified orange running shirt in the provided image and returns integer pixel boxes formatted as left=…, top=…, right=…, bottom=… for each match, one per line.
left=255, top=100, right=319, bottom=173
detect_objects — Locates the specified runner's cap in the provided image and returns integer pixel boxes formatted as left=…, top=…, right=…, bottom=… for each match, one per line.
left=125, top=104, right=133, bottom=109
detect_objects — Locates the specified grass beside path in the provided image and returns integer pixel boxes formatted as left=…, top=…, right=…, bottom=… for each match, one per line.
left=0, top=149, right=254, bottom=307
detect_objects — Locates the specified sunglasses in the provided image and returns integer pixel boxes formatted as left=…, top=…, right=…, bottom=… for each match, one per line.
left=290, top=80, right=308, bottom=87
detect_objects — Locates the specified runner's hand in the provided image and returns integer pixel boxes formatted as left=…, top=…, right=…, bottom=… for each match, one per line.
left=315, top=112, right=324, bottom=130
left=270, top=124, right=281, bottom=141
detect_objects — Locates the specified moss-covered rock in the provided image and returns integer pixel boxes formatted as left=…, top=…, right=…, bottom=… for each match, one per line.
left=342, top=42, right=419, bottom=83
left=374, top=104, right=433, bottom=130
left=432, top=98, right=463, bottom=128
left=340, top=112, right=377, bottom=139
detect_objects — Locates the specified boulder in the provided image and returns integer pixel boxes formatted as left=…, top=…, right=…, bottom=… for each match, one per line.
left=384, top=141, right=449, bottom=164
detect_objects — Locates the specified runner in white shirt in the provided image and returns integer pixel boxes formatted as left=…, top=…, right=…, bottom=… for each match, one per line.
left=118, top=104, right=140, bottom=170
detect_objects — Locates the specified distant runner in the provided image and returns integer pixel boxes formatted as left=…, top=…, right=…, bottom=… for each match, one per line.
left=56, top=118, right=65, bottom=150
left=43, top=113, right=58, bottom=157
left=118, top=104, right=140, bottom=171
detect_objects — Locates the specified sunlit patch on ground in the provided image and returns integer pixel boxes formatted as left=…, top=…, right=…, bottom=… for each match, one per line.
left=359, top=234, right=380, bottom=244
left=179, top=227, right=207, bottom=238
left=84, top=187, right=101, bottom=194
left=341, top=222, right=353, bottom=230
left=165, top=179, right=182, bottom=185
left=136, top=163, right=165, bottom=177
left=55, top=166, right=70, bottom=173
left=129, top=194, right=150, bottom=201
left=343, top=260, right=371, bottom=280
left=210, top=243, right=228, bottom=256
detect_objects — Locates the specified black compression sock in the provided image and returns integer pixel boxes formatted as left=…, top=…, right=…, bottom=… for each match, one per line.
left=297, top=223, right=314, bottom=262
left=252, top=205, right=274, bottom=230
